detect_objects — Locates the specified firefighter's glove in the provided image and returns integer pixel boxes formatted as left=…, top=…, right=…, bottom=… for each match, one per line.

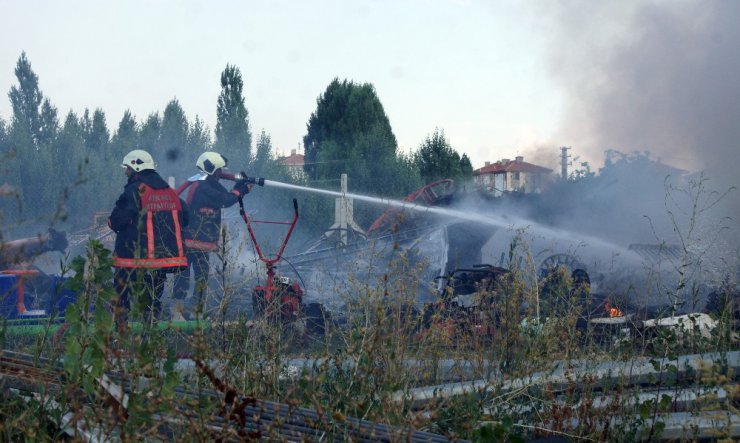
left=231, top=180, right=250, bottom=197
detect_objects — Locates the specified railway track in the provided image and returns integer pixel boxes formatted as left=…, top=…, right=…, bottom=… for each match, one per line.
left=0, top=349, right=455, bottom=442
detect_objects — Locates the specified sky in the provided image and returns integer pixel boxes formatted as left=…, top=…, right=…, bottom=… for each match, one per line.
left=1, top=0, right=738, bottom=190
left=0, top=1, right=560, bottom=167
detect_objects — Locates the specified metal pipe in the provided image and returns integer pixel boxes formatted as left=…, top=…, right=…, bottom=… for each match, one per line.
left=392, top=351, right=740, bottom=406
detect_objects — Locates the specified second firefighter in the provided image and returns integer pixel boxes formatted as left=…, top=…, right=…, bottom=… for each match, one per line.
left=172, top=151, right=251, bottom=317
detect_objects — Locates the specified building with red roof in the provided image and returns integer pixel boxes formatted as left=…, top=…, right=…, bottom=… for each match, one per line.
left=473, top=156, right=552, bottom=196
left=278, top=148, right=306, bottom=180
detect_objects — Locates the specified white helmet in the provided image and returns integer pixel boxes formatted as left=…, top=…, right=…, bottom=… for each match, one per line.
left=196, top=151, right=228, bottom=175
left=121, top=149, right=156, bottom=172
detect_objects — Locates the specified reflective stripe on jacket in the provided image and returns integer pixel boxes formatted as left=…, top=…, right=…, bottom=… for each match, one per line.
left=184, top=238, right=219, bottom=252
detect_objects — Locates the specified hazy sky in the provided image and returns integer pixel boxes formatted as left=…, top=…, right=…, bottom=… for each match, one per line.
left=1, top=0, right=738, bottom=186
left=0, top=0, right=562, bottom=169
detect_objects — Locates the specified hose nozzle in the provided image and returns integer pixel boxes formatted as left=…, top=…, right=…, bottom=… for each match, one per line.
left=224, top=171, right=265, bottom=186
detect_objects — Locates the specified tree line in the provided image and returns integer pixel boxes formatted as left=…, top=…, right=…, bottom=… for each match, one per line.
left=0, top=53, right=473, bottom=238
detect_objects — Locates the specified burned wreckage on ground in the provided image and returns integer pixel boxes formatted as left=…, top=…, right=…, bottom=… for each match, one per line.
left=280, top=177, right=738, bottom=341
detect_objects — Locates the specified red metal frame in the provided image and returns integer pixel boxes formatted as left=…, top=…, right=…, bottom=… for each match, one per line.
left=238, top=198, right=299, bottom=304
left=1, top=269, right=40, bottom=314
left=367, top=179, right=454, bottom=234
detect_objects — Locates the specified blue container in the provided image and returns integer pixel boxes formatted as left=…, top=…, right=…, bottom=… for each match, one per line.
left=0, top=274, right=19, bottom=318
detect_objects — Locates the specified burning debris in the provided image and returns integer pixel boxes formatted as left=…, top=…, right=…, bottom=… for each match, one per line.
left=268, top=166, right=737, bottom=350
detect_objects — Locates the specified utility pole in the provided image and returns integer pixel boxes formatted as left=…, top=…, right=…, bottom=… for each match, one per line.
left=560, top=147, right=570, bottom=181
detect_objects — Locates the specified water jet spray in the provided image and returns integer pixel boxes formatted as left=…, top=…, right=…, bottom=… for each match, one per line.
left=262, top=179, right=638, bottom=257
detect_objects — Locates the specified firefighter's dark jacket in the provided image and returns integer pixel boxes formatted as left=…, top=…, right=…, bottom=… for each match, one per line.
left=182, top=175, right=239, bottom=251
left=109, top=169, right=188, bottom=269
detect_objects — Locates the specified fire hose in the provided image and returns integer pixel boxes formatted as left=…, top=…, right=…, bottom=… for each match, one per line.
left=175, top=170, right=265, bottom=195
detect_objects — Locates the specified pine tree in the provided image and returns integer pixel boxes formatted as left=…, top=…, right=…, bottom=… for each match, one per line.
left=54, top=111, right=91, bottom=225
left=79, top=109, right=92, bottom=145
left=57, top=111, right=86, bottom=169
left=252, top=129, right=273, bottom=177
left=303, top=78, right=399, bottom=187
left=460, top=153, right=473, bottom=178
left=83, top=109, right=117, bottom=209
left=302, top=78, right=420, bottom=228
left=214, top=64, right=251, bottom=170
left=84, top=108, right=110, bottom=152
left=159, top=98, right=189, bottom=177
left=413, top=128, right=464, bottom=184
left=139, top=112, right=161, bottom=153
left=187, top=115, right=211, bottom=154
left=110, top=110, right=139, bottom=160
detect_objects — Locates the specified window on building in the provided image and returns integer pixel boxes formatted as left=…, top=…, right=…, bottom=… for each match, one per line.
left=514, top=172, right=520, bottom=180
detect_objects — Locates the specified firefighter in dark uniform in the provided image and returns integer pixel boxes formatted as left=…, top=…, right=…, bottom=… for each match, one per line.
left=108, top=149, right=188, bottom=331
left=172, top=151, right=250, bottom=317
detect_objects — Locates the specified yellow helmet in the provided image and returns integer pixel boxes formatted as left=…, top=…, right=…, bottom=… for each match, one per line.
left=196, top=151, right=228, bottom=175
left=121, top=149, right=155, bottom=172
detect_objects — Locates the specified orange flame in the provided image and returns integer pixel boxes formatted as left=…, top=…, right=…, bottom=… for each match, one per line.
left=605, top=301, right=623, bottom=318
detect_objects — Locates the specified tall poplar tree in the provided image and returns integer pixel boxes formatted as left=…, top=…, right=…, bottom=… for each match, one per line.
left=0, top=116, right=16, bottom=208
left=6, top=52, right=58, bottom=223
left=38, top=99, right=59, bottom=147
left=8, top=52, right=42, bottom=147
left=214, top=64, right=251, bottom=170
left=0, top=117, right=8, bottom=151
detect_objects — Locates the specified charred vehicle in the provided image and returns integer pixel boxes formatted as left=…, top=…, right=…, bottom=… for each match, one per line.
left=416, top=262, right=631, bottom=345
left=418, top=264, right=511, bottom=343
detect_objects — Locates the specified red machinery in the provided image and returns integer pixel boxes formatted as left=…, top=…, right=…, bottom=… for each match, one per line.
left=238, top=197, right=302, bottom=321
left=1, top=229, right=70, bottom=319
left=367, top=179, right=454, bottom=234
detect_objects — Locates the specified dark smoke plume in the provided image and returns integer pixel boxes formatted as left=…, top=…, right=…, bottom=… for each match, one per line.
left=541, top=0, right=739, bottom=248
